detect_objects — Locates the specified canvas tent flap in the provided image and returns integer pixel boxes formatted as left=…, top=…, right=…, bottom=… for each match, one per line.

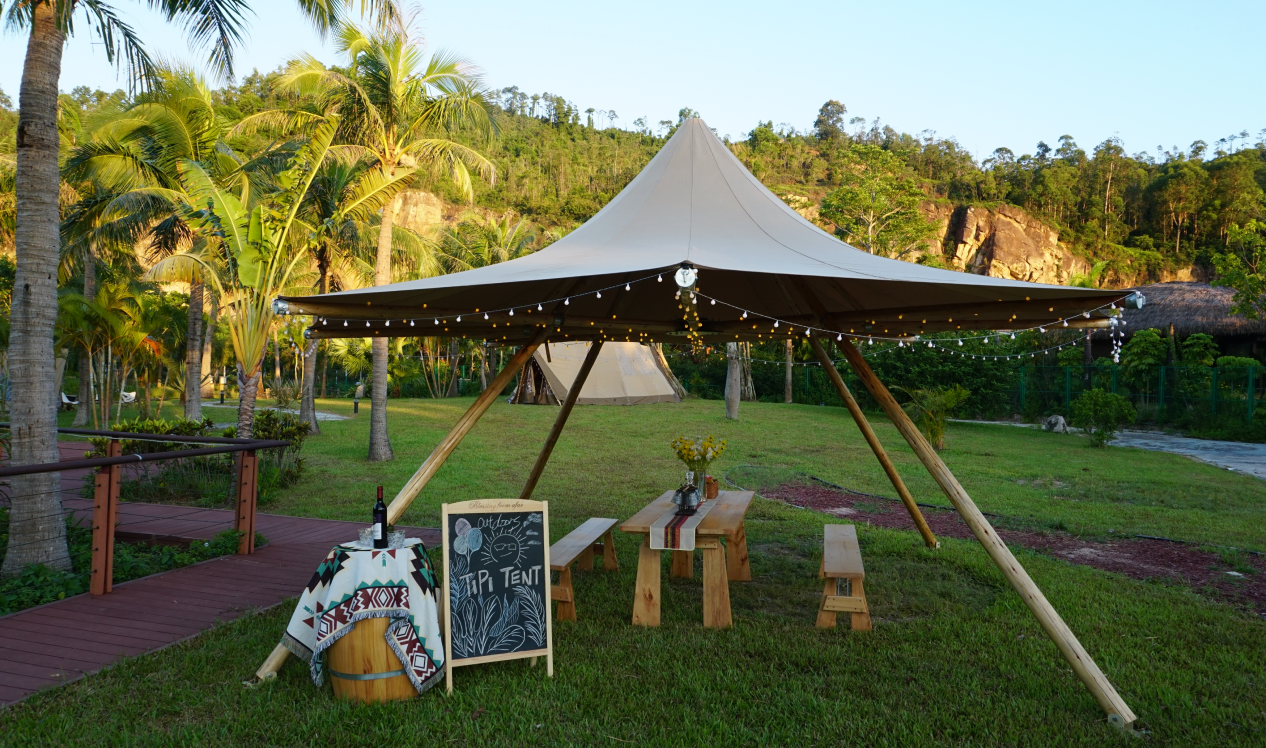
left=531, top=342, right=679, bottom=405
left=282, top=119, right=1125, bottom=343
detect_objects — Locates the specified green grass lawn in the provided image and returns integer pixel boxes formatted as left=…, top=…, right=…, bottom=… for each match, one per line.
left=7, top=397, right=1265, bottom=746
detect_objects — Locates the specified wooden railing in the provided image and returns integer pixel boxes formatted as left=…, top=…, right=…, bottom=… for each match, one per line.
left=0, top=426, right=289, bottom=596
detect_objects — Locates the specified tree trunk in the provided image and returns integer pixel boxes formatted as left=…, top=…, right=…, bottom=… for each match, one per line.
left=446, top=339, right=461, bottom=397
left=740, top=342, right=756, bottom=400
left=368, top=196, right=397, bottom=461
left=3, top=2, right=70, bottom=575
left=724, top=343, right=741, bottom=419
left=200, top=292, right=217, bottom=397
left=73, top=253, right=96, bottom=426
left=52, top=348, right=68, bottom=414
left=237, top=365, right=261, bottom=439
left=1083, top=330, right=1093, bottom=386
left=273, top=333, right=281, bottom=383
left=103, top=343, right=114, bottom=426
left=184, top=280, right=203, bottom=421
left=299, top=339, right=320, bottom=434
left=479, top=343, right=489, bottom=391
left=784, top=339, right=794, bottom=403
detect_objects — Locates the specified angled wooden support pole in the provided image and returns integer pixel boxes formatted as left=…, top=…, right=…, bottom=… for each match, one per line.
left=808, top=337, right=938, bottom=549
left=835, top=337, right=1136, bottom=729
left=387, top=327, right=549, bottom=525
left=251, top=329, right=549, bottom=684
left=520, top=340, right=604, bottom=500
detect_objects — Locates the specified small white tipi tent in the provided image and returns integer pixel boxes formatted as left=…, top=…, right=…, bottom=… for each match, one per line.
left=510, top=342, right=681, bottom=405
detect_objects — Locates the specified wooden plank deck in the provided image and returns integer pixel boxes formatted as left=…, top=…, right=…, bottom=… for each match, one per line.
left=1, top=441, right=441, bottom=706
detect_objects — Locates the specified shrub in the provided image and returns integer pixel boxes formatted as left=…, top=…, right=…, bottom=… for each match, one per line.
left=1215, top=355, right=1260, bottom=369
left=897, top=384, right=971, bottom=450
left=1070, top=389, right=1136, bottom=447
left=221, top=409, right=309, bottom=489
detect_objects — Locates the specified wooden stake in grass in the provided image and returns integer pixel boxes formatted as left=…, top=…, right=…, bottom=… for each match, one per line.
left=834, top=336, right=1137, bottom=730
left=520, top=340, right=603, bottom=501
left=807, top=336, right=938, bottom=549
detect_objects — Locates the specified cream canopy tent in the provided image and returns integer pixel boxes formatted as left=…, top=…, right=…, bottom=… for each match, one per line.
left=511, top=342, right=681, bottom=405
left=269, top=120, right=1137, bottom=729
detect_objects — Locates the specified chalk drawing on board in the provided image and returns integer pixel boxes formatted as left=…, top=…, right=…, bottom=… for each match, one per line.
left=448, top=513, right=547, bottom=660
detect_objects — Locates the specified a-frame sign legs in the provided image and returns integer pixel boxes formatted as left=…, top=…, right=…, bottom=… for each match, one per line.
left=250, top=328, right=549, bottom=683
left=808, top=337, right=938, bottom=549
left=835, top=337, right=1136, bottom=729
left=520, top=340, right=604, bottom=501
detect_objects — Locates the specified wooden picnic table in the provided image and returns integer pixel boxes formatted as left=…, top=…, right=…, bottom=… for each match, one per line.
left=619, top=490, right=754, bottom=628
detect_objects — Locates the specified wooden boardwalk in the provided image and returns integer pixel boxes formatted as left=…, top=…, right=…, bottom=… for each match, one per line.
left=0, top=443, right=440, bottom=706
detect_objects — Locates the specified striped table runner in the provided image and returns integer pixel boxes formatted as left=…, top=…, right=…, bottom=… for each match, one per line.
left=648, top=500, right=717, bottom=551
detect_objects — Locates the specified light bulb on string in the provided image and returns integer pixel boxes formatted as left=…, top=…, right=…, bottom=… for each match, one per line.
left=837, top=334, right=842, bottom=341
left=657, top=275, right=662, bottom=282
left=410, top=320, right=415, bottom=326
left=1062, top=320, right=1068, bottom=327
left=1083, top=312, right=1090, bottom=318
left=434, top=319, right=439, bottom=325
left=366, top=321, right=370, bottom=327
left=484, top=313, right=489, bottom=319
left=868, top=337, right=873, bottom=345
left=457, top=316, right=462, bottom=322
left=710, top=298, right=716, bottom=305
left=565, top=298, right=570, bottom=305
left=343, top=320, right=348, bottom=327
left=625, top=284, right=630, bottom=291
left=958, top=339, right=963, bottom=346
left=742, top=311, right=747, bottom=319
left=509, top=309, right=514, bottom=316
left=597, top=291, right=602, bottom=299
left=1010, top=333, right=1016, bottom=339
left=774, top=321, right=779, bottom=328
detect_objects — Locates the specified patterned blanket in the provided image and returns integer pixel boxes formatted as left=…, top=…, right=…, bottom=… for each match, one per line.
left=649, top=500, right=717, bottom=551
left=283, top=539, right=445, bottom=695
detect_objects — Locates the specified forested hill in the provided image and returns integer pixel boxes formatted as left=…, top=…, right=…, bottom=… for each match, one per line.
left=430, top=90, right=1266, bottom=290
left=3, top=79, right=1264, bottom=291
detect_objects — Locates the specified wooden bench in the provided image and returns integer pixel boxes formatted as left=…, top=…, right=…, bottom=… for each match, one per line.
left=817, top=524, right=871, bottom=630
left=549, top=518, right=619, bottom=621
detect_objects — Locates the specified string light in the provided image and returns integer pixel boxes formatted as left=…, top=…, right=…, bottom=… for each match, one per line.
left=538, top=304, right=543, bottom=311
left=343, top=320, right=348, bottom=326
left=625, top=284, right=631, bottom=291
left=565, top=298, right=570, bottom=305
left=509, top=309, right=514, bottom=316
left=596, top=291, right=602, bottom=299
left=457, top=316, right=461, bottom=321
left=484, top=313, right=489, bottom=319
left=385, top=320, right=390, bottom=326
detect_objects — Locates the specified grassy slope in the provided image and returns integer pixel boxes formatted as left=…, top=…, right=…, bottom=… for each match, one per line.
left=7, top=397, right=1264, bottom=746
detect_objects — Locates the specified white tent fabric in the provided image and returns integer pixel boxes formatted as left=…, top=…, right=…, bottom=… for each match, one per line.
left=284, top=119, right=1122, bottom=342
left=529, top=342, right=679, bottom=405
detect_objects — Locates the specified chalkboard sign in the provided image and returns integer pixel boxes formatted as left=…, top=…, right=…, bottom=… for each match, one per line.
left=441, top=499, right=553, bottom=693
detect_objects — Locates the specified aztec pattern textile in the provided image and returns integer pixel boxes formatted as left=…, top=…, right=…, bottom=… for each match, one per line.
left=283, top=539, right=444, bottom=695
left=649, top=500, right=716, bottom=551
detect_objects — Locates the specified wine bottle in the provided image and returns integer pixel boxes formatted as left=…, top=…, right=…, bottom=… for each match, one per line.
left=373, top=486, right=388, bottom=549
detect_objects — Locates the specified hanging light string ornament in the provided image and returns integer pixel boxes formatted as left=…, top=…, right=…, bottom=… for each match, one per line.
left=275, top=263, right=1142, bottom=348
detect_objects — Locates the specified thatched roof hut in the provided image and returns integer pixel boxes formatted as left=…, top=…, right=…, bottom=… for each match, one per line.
left=1118, top=282, right=1266, bottom=356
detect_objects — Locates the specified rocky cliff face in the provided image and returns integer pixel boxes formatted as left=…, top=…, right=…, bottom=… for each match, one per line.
left=919, top=203, right=1092, bottom=285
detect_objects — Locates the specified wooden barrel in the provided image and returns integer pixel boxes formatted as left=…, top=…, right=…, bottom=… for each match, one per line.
left=326, top=617, right=418, bottom=703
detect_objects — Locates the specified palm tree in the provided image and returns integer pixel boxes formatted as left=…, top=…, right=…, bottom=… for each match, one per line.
left=148, top=118, right=342, bottom=438
left=1, top=0, right=392, bottom=576
left=273, top=18, right=496, bottom=461
left=291, top=156, right=418, bottom=432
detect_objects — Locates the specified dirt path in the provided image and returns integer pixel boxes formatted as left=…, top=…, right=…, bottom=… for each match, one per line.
left=763, top=482, right=1266, bottom=617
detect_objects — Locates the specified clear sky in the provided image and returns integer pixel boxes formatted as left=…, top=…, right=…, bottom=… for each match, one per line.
left=3, top=0, right=1263, bottom=160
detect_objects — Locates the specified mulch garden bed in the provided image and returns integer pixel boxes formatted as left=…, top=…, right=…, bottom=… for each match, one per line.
left=762, top=482, right=1266, bottom=617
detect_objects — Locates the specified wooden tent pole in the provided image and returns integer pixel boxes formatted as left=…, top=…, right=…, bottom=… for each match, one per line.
left=249, top=328, right=548, bottom=683
left=834, top=337, right=1136, bottom=728
left=387, top=327, right=549, bottom=525
left=520, top=340, right=604, bottom=501
left=807, top=337, right=938, bottom=548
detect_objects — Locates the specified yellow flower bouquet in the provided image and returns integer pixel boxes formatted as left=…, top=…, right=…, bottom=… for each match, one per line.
left=670, top=434, right=727, bottom=492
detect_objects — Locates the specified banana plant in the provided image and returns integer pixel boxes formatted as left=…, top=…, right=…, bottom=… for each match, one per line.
left=148, top=117, right=340, bottom=438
